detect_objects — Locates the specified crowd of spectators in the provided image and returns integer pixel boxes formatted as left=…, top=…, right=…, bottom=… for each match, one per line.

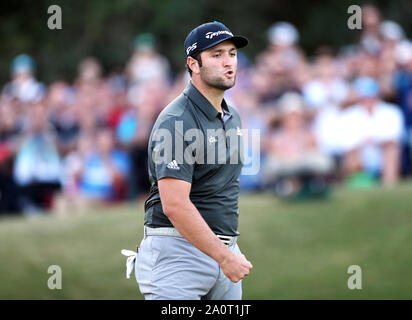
left=1, top=5, right=412, bottom=215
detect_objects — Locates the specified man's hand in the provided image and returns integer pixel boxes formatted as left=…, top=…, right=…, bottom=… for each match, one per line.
left=159, top=177, right=253, bottom=283
left=219, top=252, right=253, bottom=283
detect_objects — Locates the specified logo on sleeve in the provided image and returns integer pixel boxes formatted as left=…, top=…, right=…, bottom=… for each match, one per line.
left=166, top=160, right=180, bottom=170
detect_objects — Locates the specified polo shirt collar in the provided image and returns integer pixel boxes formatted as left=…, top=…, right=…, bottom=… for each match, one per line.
left=183, top=81, right=231, bottom=121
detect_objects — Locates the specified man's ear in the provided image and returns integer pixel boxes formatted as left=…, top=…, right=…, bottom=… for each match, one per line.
left=187, top=56, right=200, bottom=75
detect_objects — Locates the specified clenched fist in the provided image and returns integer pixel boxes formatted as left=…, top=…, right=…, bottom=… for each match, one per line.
left=219, top=253, right=253, bottom=283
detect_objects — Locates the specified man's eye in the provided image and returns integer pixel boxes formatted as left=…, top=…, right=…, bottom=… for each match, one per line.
left=230, top=53, right=237, bottom=57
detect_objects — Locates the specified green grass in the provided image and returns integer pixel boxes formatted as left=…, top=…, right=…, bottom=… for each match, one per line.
left=1, top=182, right=412, bottom=299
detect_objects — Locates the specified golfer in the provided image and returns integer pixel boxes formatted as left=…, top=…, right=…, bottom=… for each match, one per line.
left=134, top=21, right=253, bottom=300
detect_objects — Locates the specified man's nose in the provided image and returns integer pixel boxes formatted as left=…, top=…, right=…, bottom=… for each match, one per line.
left=222, top=53, right=235, bottom=68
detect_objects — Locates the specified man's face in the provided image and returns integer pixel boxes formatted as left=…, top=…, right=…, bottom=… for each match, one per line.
left=196, top=40, right=238, bottom=90
left=361, top=96, right=377, bottom=111
left=96, top=128, right=114, bottom=154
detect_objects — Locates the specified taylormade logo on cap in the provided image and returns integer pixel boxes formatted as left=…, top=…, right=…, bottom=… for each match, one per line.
left=205, top=30, right=233, bottom=39
left=184, top=21, right=248, bottom=57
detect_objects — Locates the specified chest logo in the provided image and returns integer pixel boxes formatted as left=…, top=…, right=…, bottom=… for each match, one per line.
left=208, top=136, right=217, bottom=145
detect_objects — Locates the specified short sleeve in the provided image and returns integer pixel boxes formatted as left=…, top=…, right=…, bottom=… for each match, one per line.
left=150, top=118, right=195, bottom=183
left=375, top=105, right=404, bottom=143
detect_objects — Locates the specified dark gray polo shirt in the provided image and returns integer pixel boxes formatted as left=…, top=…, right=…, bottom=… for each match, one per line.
left=144, top=81, right=244, bottom=236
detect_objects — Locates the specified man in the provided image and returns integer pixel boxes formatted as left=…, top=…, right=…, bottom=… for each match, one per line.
left=134, top=22, right=253, bottom=300
left=2, top=54, right=45, bottom=103
left=261, top=92, right=334, bottom=199
left=340, top=77, right=403, bottom=187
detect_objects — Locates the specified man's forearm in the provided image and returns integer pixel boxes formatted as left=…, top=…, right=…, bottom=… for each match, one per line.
left=164, top=200, right=232, bottom=265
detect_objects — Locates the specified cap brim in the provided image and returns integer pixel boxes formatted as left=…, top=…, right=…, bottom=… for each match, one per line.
left=229, top=35, right=249, bottom=48
left=202, top=35, right=249, bottom=52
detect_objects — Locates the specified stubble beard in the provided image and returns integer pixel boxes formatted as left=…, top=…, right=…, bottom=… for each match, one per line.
left=200, top=68, right=236, bottom=91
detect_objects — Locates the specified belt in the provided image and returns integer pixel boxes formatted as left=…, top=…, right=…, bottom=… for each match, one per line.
left=144, top=226, right=238, bottom=246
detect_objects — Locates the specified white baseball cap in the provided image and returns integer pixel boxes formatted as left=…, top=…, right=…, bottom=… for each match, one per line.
left=268, top=22, right=299, bottom=46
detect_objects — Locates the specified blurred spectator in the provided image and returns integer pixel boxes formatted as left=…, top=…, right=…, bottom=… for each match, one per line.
left=266, top=21, right=303, bottom=73
left=228, top=89, right=266, bottom=191
left=116, top=82, right=158, bottom=200
left=253, top=22, right=305, bottom=104
left=359, top=5, right=382, bottom=55
left=340, top=77, right=403, bottom=187
left=0, top=142, right=19, bottom=214
left=261, top=92, right=334, bottom=199
left=0, top=98, right=23, bottom=214
left=47, top=81, right=79, bottom=154
left=126, top=33, right=170, bottom=107
left=78, top=126, right=132, bottom=202
left=76, top=57, right=103, bottom=87
left=0, top=98, right=23, bottom=144
left=303, top=49, right=351, bottom=160
left=12, top=101, right=62, bottom=213
left=2, top=54, right=45, bottom=103
left=105, top=72, right=130, bottom=130
left=394, top=41, right=412, bottom=175
left=53, top=132, right=94, bottom=215
left=303, top=48, right=350, bottom=110
left=126, top=33, right=170, bottom=85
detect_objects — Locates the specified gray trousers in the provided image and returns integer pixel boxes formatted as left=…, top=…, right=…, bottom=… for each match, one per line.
left=134, top=234, right=242, bottom=300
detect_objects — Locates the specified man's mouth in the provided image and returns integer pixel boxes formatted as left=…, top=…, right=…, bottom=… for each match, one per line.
left=225, top=70, right=234, bottom=78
